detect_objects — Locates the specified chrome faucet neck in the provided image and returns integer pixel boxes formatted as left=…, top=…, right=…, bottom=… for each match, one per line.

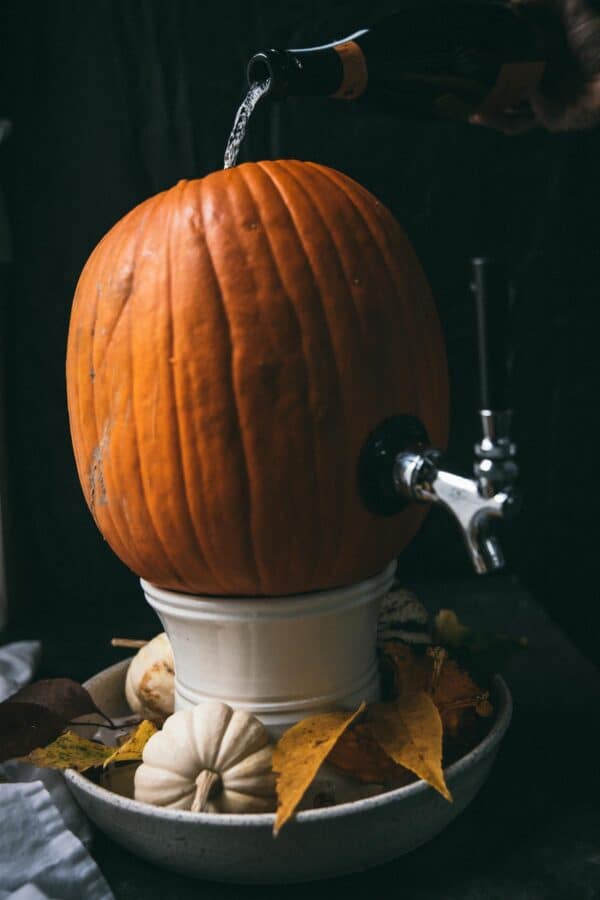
left=393, top=446, right=518, bottom=574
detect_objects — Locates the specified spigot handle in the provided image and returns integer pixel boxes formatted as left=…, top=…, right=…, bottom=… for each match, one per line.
left=470, top=257, right=513, bottom=412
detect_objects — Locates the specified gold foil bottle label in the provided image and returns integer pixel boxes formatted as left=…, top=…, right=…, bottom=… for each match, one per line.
left=331, top=41, right=368, bottom=99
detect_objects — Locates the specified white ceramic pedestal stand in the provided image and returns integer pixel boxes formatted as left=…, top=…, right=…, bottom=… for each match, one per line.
left=64, top=559, right=513, bottom=882
left=141, top=561, right=397, bottom=734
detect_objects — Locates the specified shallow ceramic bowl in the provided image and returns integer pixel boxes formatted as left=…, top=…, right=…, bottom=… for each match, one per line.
left=64, top=659, right=512, bottom=884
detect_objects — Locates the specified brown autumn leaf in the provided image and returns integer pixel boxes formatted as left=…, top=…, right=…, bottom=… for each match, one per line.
left=381, top=641, right=426, bottom=695
left=328, top=722, right=414, bottom=787
left=23, top=730, right=114, bottom=772
left=428, top=650, right=490, bottom=738
left=475, top=698, right=494, bottom=718
left=381, top=643, right=492, bottom=737
left=413, top=647, right=494, bottom=759
left=104, top=720, right=157, bottom=767
left=0, top=702, right=66, bottom=763
left=9, top=678, right=111, bottom=725
left=366, top=692, right=452, bottom=802
left=272, top=703, right=365, bottom=835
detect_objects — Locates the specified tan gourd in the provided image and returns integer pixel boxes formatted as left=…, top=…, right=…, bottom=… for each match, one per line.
left=134, top=702, right=276, bottom=813
left=125, top=633, right=175, bottom=724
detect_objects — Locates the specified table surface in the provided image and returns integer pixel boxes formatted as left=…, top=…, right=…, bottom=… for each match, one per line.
left=3, top=574, right=600, bottom=900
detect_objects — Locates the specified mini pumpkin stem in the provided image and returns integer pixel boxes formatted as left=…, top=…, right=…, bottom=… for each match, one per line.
left=111, top=638, right=149, bottom=649
left=191, top=770, right=222, bottom=812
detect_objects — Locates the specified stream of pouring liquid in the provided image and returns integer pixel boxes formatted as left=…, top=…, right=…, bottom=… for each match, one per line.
left=223, top=79, right=271, bottom=169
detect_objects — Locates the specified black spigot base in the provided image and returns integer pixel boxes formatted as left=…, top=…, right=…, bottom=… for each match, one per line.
left=357, top=414, right=430, bottom=516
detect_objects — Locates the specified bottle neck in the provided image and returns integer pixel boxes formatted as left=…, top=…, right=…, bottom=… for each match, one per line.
left=247, top=40, right=369, bottom=100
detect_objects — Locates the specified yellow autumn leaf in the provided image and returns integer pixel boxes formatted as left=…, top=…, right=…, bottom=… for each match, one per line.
left=24, top=731, right=113, bottom=772
left=367, top=693, right=452, bottom=802
left=104, top=720, right=157, bottom=768
left=272, top=702, right=365, bottom=835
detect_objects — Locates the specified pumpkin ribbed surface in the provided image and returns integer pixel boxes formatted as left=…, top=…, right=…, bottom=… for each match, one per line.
left=66, top=160, right=448, bottom=596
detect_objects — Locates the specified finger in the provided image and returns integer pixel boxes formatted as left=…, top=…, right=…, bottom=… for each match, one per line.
left=469, top=111, right=537, bottom=135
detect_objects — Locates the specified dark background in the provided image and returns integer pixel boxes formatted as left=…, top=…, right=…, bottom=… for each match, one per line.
left=0, top=1, right=597, bottom=661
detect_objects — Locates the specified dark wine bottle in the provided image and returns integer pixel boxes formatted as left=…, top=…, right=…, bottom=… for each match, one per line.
left=247, top=1, right=557, bottom=120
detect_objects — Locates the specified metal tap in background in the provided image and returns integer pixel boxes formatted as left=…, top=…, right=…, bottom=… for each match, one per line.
left=359, top=258, right=520, bottom=575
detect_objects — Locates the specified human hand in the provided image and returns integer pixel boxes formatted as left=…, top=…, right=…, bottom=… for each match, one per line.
left=470, top=0, right=600, bottom=133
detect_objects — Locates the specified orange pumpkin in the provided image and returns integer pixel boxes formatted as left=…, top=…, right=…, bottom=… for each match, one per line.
left=66, top=160, right=448, bottom=596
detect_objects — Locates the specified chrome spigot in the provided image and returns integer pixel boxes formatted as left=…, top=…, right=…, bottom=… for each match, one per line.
left=358, top=258, right=519, bottom=575
left=393, top=434, right=519, bottom=574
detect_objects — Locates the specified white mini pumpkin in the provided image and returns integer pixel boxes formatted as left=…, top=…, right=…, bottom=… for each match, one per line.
left=125, top=633, right=174, bottom=724
left=134, top=702, right=276, bottom=814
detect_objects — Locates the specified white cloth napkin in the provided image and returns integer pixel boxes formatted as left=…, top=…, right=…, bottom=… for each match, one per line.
left=0, top=641, right=41, bottom=700
left=0, top=641, right=114, bottom=900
